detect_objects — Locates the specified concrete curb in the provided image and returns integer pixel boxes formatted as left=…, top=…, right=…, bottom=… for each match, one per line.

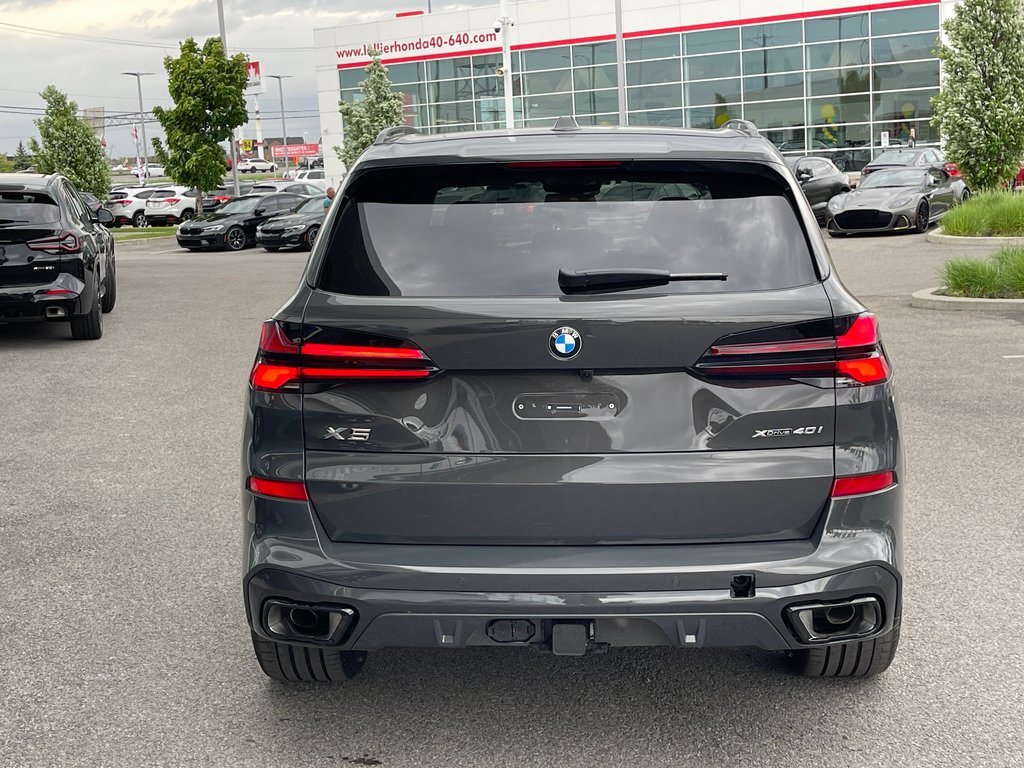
left=926, top=228, right=1024, bottom=245
left=113, top=236, right=177, bottom=247
left=911, top=287, right=1024, bottom=311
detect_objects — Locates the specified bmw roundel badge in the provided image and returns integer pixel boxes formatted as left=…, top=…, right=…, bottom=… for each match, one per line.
left=550, top=326, right=582, bottom=360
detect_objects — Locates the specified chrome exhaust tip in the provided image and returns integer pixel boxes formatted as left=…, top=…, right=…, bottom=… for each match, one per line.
left=785, top=596, right=882, bottom=643
left=45, top=306, right=67, bottom=318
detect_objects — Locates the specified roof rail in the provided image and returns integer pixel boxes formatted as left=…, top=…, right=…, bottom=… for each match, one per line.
left=551, top=115, right=581, bottom=132
left=721, top=119, right=760, bottom=138
left=374, top=125, right=422, bottom=145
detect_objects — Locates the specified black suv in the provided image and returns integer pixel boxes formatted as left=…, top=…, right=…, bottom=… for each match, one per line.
left=0, top=173, right=116, bottom=339
left=242, top=121, right=903, bottom=681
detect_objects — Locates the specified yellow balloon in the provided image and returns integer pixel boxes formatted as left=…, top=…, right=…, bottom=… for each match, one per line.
left=902, top=102, right=916, bottom=119
left=820, top=104, right=836, bottom=121
left=715, top=112, right=730, bottom=127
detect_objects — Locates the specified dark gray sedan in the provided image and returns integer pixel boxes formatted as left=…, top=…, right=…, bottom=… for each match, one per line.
left=826, top=167, right=969, bottom=237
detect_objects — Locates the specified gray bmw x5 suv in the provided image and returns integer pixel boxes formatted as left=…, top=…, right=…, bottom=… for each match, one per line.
left=242, top=119, right=903, bottom=682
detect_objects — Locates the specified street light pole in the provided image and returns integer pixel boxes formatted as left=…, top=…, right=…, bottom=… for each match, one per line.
left=499, top=0, right=514, bottom=130
left=216, top=0, right=241, bottom=196
left=268, top=75, right=293, bottom=174
left=122, top=72, right=152, bottom=184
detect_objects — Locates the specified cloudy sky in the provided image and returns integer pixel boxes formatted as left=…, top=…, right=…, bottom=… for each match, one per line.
left=0, top=0, right=490, bottom=159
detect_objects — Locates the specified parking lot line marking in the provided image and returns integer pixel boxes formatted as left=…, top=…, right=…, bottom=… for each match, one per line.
left=1003, top=355, right=1024, bottom=359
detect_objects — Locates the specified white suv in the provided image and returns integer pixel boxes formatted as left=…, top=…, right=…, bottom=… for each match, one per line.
left=144, top=186, right=199, bottom=226
left=237, top=157, right=277, bottom=173
left=106, top=186, right=160, bottom=227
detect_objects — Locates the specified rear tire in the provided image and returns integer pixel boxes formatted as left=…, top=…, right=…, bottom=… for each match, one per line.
left=70, top=279, right=103, bottom=340
left=250, top=632, right=366, bottom=682
left=790, top=627, right=900, bottom=678
left=132, top=211, right=146, bottom=228
left=100, top=261, right=116, bottom=313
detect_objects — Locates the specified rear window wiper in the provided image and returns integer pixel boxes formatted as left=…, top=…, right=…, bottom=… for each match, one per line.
left=558, top=268, right=727, bottom=295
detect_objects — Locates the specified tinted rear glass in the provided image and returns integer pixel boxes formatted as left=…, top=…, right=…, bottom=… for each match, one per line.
left=319, top=162, right=817, bottom=297
left=0, top=190, right=60, bottom=224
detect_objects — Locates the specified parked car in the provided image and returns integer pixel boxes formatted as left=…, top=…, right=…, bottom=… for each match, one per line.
left=237, top=157, right=277, bottom=173
left=0, top=172, right=116, bottom=339
left=201, top=183, right=255, bottom=212
left=785, top=157, right=851, bottom=223
left=242, top=121, right=903, bottom=682
left=860, top=148, right=944, bottom=177
left=175, top=191, right=305, bottom=251
left=130, top=163, right=166, bottom=178
left=249, top=180, right=323, bottom=196
left=826, top=166, right=969, bottom=236
left=106, top=186, right=159, bottom=227
left=256, top=195, right=326, bottom=251
left=144, top=187, right=198, bottom=226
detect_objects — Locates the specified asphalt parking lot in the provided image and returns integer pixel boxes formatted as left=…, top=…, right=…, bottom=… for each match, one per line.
left=2, top=232, right=1023, bottom=767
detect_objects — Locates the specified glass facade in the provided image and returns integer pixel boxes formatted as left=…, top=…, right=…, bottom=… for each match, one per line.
left=339, top=3, right=940, bottom=170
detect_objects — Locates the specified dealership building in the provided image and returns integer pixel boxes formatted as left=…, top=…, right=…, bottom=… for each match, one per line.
left=315, top=0, right=953, bottom=177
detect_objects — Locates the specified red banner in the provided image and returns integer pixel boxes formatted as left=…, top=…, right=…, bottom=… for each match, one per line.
left=272, top=143, right=320, bottom=158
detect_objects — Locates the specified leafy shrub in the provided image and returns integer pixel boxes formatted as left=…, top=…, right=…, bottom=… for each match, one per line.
left=940, top=192, right=1024, bottom=236
left=941, top=247, right=1024, bottom=298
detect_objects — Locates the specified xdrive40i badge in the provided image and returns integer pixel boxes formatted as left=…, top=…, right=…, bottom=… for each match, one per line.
left=753, top=426, right=824, bottom=438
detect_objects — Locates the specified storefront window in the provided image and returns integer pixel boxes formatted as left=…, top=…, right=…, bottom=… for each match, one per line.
left=684, top=78, right=741, bottom=106
left=683, top=52, right=741, bottom=80
left=574, top=64, right=618, bottom=90
left=627, top=59, right=681, bottom=86
left=742, top=21, right=802, bottom=49
left=625, top=34, right=681, bottom=61
left=743, top=73, right=804, bottom=102
left=522, top=46, right=571, bottom=71
left=806, top=39, right=870, bottom=69
left=873, top=60, right=940, bottom=91
left=523, top=70, right=572, bottom=95
left=808, top=94, right=871, bottom=125
left=386, top=62, right=423, bottom=85
left=572, top=41, right=617, bottom=66
left=742, top=46, right=803, bottom=75
left=575, top=89, right=620, bottom=115
left=808, top=67, right=870, bottom=97
left=427, top=79, right=473, bottom=103
left=524, top=92, right=575, bottom=119
left=872, top=89, right=938, bottom=122
left=684, top=28, right=740, bottom=55
left=742, top=99, right=804, bottom=129
left=629, top=109, right=683, bottom=126
left=872, top=32, right=940, bottom=63
left=805, top=13, right=869, bottom=43
left=871, top=6, right=939, bottom=36
left=627, top=83, right=682, bottom=111
left=685, top=105, right=738, bottom=129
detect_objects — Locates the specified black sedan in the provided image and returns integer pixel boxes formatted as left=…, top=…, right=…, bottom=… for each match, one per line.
left=176, top=192, right=305, bottom=251
left=826, top=166, right=969, bottom=236
left=255, top=195, right=326, bottom=251
left=785, top=157, right=851, bottom=223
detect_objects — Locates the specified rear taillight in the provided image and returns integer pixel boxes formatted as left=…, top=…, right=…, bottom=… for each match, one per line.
left=164, top=198, right=180, bottom=204
left=249, top=320, right=438, bottom=392
left=697, top=313, right=890, bottom=385
left=830, top=471, right=895, bottom=497
left=27, top=232, right=82, bottom=254
left=247, top=476, right=309, bottom=501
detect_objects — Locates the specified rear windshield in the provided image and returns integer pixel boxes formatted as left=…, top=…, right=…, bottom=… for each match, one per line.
left=319, top=162, right=817, bottom=297
left=0, top=190, right=60, bottom=224
left=873, top=150, right=914, bottom=164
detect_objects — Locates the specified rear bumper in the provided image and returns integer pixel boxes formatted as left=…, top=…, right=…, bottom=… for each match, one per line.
left=0, top=273, right=87, bottom=321
left=243, top=485, right=904, bottom=653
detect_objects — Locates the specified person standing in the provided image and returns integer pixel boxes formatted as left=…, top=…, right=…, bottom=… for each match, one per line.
left=324, top=187, right=336, bottom=209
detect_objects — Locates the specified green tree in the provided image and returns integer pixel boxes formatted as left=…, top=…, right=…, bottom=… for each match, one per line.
left=933, top=0, right=1024, bottom=190
left=13, top=141, right=32, bottom=170
left=152, top=37, right=248, bottom=201
left=0, top=155, right=13, bottom=173
left=28, top=86, right=110, bottom=198
left=335, top=53, right=405, bottom=169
